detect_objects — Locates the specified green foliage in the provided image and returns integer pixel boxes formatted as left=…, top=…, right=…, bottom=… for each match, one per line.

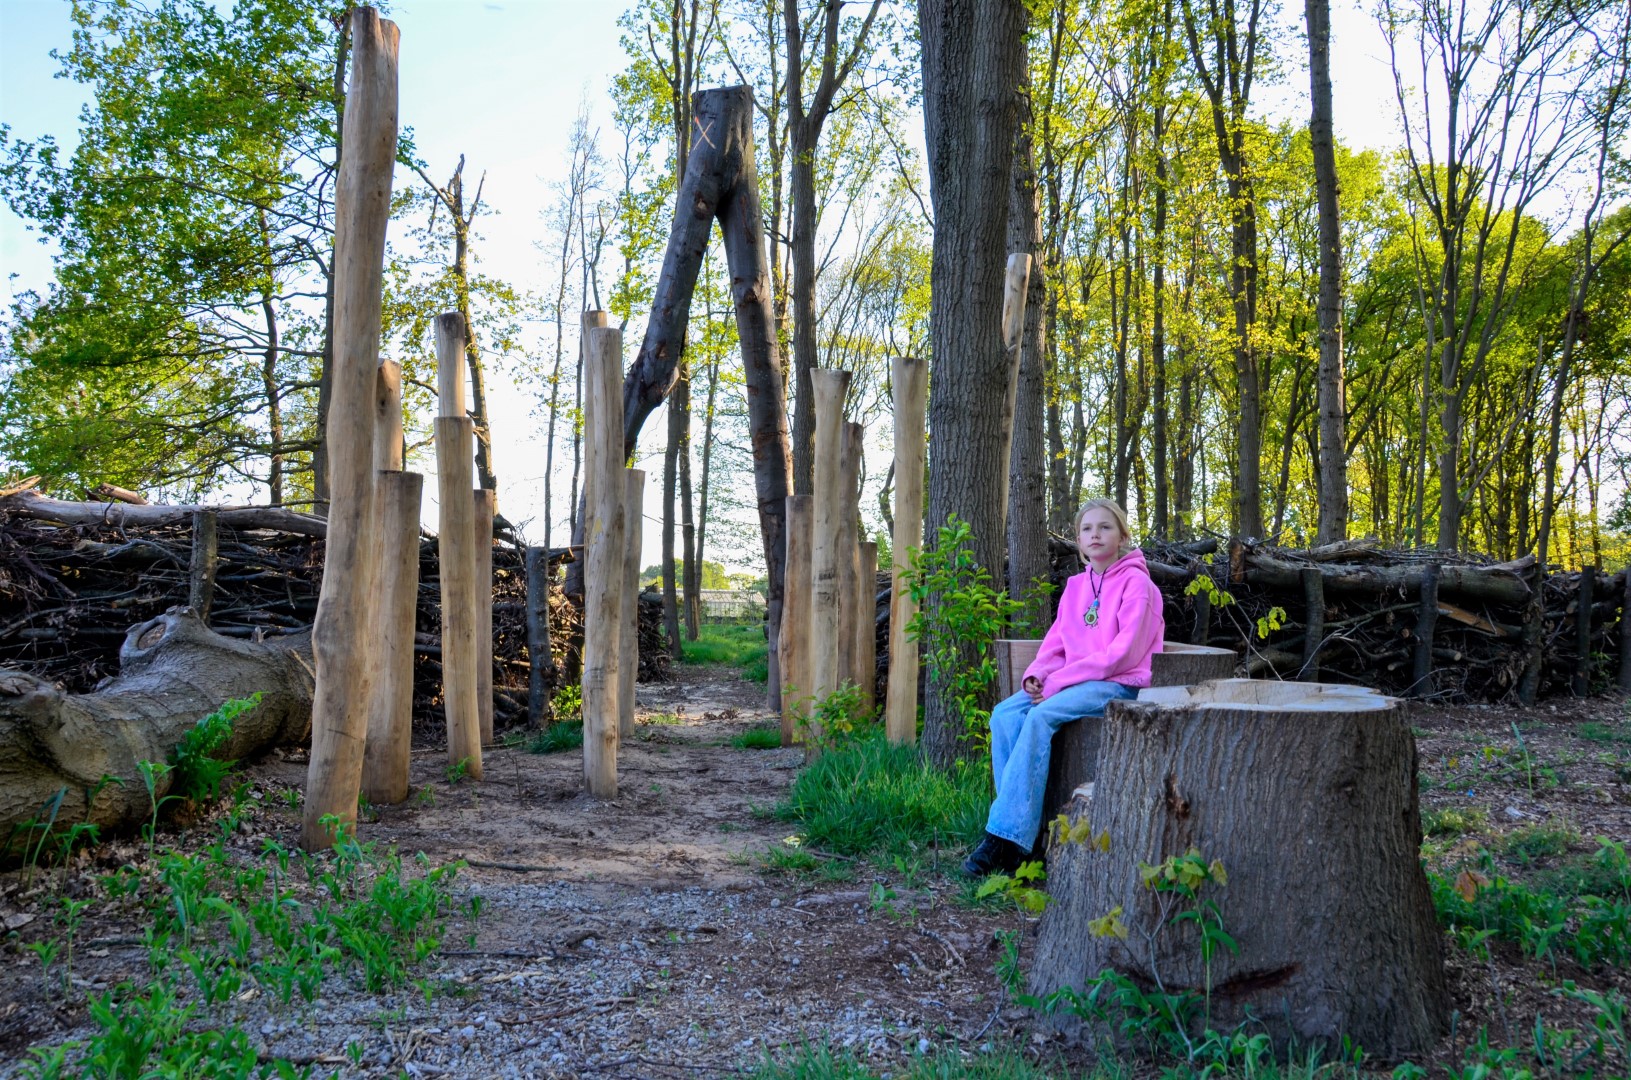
left=1422, top=805, right=1489, bottom=838
left=905, top=516, right=1023, bottom=756
left=170, top=694, right=261, bottom=804
left=749, top=1043, right=1064, bottom=1080
left=774, top=731, right=988, bottom=869
left=526, top=721, right=584, bottom=755
left=729, top=725, right=783, bottom=750
left=680, top=624, right=770, bottom=683
left=976, top=859, right=1050, bottom=914
left=798, top=682, right=874, bottom=750
left=552, top=682, right=583, bottom=722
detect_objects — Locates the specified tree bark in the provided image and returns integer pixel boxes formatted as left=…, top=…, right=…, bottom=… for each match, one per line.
left=918, top=0, right=1028, bottom=768
left=0, top=611, right=314, bottom=843
left=1306, top=0, right=1347, bottom=545
left=1031, top=680, right=1448, bottom=1059
left=1007, top=65, right=1050, bottom=632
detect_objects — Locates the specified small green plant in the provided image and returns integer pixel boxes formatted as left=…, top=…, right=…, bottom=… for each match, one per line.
left=1255, top=605, right=1287, bottom=639
left=552, top=682, right=584, bottom=721
left=444, top=757, right=471, bottom=785
left=170, top=694, right=262, bottom=803
left=729, top=724, right=783, bottom=749
left=1423, top=805, right=1489, bottom=837
left=1184, top=572, right=1235, bottom=607
left=135, top=759, right=175, bottom=859
left=799, top=681, right=872, bottom=749
left=904, top=516, right=1022, bottom=756
left=526, top=721, right=584, bottom=754
left=975, top=859, right=1049, bottom=914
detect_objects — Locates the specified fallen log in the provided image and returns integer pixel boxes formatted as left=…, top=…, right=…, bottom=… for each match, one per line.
left=2, top=491, right=328, bottom=538
left=1244, top=552, right=1531, bottom=605
left=0, top=609, right=314, bottom=845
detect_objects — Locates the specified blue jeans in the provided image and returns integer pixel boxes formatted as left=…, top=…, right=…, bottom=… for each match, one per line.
left=986, top=681, right=1138, bottom=848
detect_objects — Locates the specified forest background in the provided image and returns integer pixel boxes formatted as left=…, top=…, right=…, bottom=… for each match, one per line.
left=2, top=0, right=1628, bottom=614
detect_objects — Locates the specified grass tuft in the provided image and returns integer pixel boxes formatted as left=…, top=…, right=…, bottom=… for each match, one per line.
left=526, top=722, right=584, bottom=754
left=730, top=725, right=783, bottom=750
left=680, top=623, right=769, bottom=683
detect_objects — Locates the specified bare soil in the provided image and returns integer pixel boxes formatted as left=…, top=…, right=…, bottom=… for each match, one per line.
left=0, top=667, right=1627, bottom=1078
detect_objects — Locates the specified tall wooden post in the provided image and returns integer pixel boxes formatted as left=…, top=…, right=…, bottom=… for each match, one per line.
left=435, top=313, right=482, bottom=779
left=583, top=322, right=625, bottom=797
left=303, top=6, right=398, bottom=851
left=809, top=369, right=851, bottom=741
left=1573, top=566, right=1595, bottom=697
left=620, top=468, right=645, bottom=739
left=997, top=252, right=1032, bottom=520
left=1410, top=564, right=1440, bottom=698
left=839, top=421, right=863, bottom=689
left=885, top=356, right=926, bottom=746
left=189, top=510, right=218, bottom=622
left=525, top=546, right=554, bottom=726
left=1300, top=566, right=1324, bottom=682
left=473, top=488, right=495, bottom=744
left=780, top=495, right=813, bottom=744
left=363, top=359, right=422, bottom=805
left=857, top=541, right=878, bottom=712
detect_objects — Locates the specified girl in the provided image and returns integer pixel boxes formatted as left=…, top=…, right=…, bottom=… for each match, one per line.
left=963, top=498, right=1165, bottom=877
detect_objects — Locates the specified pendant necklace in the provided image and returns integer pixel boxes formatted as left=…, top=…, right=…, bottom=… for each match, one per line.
left=1084, top=568, right=1104, bottom=627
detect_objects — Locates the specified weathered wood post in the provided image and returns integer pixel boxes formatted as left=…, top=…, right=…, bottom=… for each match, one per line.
left=435, top=313, right=482, bottom=779
left=808, top=369, right=851, bottom=742
left=1031, top=680, right=1449, bottom=1059
left=583, top=322, right=625, bottom=797
left=885, top=355, right=926, bottom=746
left=780, top=495, right=813, bottom=744
left=302, top=6, right=398, bottom=851
left=474, top=488, right=495, bottom=745
left=1574, top=566, right=1595, bottom=696
left=997, top=252, right=1032, bottom=518
left=620, top=468, right=645, bottom=739
left=840, top=421, right=863, bottom=692
left=857, top=540, right=878, bottom=712
left=1620, top=565, right=1631, bottom=693
left=525, top=546, right=554, bottom=727
left=189, top=510, right=218, bottom=623
left=1190, top=585, right=1212, bottom=646
left=1410, top=563, right=1440, bottom=698
left=363, top=359, right=423, bottom=805
left=1300, top=566, right=1324, bottom=681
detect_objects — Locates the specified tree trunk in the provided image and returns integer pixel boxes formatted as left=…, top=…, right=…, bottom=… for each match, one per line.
left=1307, top=0, right=1347, bottom=545
left=1031, top=680, right=1448, bottom=1059
left=1007, top=82, right=1050, bottom=631
left=918, top=0, right=1028, bottom=768
left=0, top=611, right=313, bottom=844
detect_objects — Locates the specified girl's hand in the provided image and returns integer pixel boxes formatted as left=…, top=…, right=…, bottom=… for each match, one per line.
left=1023, top=676, right=1044, bottom=703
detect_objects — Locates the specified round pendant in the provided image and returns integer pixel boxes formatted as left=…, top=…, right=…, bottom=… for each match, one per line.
left=1084, top=600, right=1099, bottom=627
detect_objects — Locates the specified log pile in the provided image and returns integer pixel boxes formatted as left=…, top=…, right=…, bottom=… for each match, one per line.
left=0, top=494, right=670, bottom=740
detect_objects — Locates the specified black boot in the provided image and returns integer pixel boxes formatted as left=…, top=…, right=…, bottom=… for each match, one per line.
left=962, top=832, right=1025, bottom=877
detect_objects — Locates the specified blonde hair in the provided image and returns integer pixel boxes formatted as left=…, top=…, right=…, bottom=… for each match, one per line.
left=1073, top=498, right=1134, bottom=564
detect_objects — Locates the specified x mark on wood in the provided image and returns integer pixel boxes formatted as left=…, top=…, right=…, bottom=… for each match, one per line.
left=693, top=114, right=716, bottom=150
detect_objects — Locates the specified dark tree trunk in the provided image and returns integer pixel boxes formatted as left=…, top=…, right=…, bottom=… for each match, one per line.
left=663, top=358, right=685, bottom=661
left=1031, top=680, right=1448, bottom=1059
left=1307, top=0, right=1347, bottom=544
left=918, top=0, right=1028, bottom=768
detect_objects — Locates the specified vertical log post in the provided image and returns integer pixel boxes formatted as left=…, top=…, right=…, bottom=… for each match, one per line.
left=583, top=322, right=625, bottom=797
left=809, top=369, right=851, bottom=742
left=885, top=356, right=927, bottom=746
left=840, top=421, right=863, bottom=691
left=189, top=510, right=218, bottom=623
left=1574, top=566, right=1595, bottom=697
left=435, top=313, right=482, bottom=779
left=363, top=359, right=421, bottom=805
left=1411, top=564, right=1441, bottom=698
left=857, top=541, right=878, bottom=712
left=780, top=495, right=813, bottom=745
left=473, top=488, right=495, bottom=745
left=1300, top=566, right=1324, bottom=682
left=1191, top=585, right=1213, bottom=646
left=997, top=252, right=1032, bottom=520
left=302, top=6, right=398, bottom=851
left=525, top=546, right=555, bottom=727
left=620, top=468, right=645, bottom=739
left=1620, top=566, right=1631, bottom=693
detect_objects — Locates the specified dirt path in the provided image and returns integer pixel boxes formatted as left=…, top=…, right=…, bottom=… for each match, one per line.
left=0, top=665, right=1025, bottom=1079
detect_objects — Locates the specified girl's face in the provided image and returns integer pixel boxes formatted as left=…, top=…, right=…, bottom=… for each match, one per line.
left=1078, top=508, right=1125, bottom=566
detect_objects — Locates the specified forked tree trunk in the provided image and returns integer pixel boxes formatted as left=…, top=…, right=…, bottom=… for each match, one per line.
left=1031, top=679, right=1447, bottom=1059
left=0, top=611, right=314, bottom=843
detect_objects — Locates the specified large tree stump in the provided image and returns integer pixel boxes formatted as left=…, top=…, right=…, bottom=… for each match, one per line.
left=1030, top=679, right=1447, bottom=1059
left=0, top=610, right=314, bottom=845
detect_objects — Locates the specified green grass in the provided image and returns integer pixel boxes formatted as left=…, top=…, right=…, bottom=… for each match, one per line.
left=1422, top=805, right=1488, bottom=837
left=749, top=1045, right=1085, bottom=1080
left=1501, top=820, right=1581, bottom=863
left=526, top=721, right=584, bottom=754
left=774, top=731, right=989, bottom=870
left=680, top=623, right=769, bottom=682
left=730, top=725, right=783, bottom=749
left=1579, top=719, right=1631, bottom=744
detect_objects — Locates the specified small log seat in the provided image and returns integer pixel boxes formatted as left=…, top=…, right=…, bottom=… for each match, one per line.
left=992, top=639, right=1237, bottom=837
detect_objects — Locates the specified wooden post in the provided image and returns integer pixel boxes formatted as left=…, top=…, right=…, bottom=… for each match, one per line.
left=583, top=323, right=625, bottom=797
left=1620, top=566, right=1631, bottom=693
left=840, top=421, right=863, bottom=690
left=997, top=252, right=1032, bottom=520
left=525, top=546, right=554, bottom=727
left=473, top=488, right=495, bottom=745
left=362, top=469, right=422, bottom=805
left=435, top=313, right=482, bottom=779
left=809, top=369, right=851, bottom=740
left=302, top=6, right=398, bottom=851
left=885, top=355, right=926, bottom=746
left=374, top=360, right=404, bottom=470
left=1411, top=564, right=1440, bottom=698
left=1573, top=566, right=1595, bottom=697
left=780, top=495, right=813, bottom=745
left=620, top=468, right=645, bottom=739
left=1300, top=566, right=1324, bottom=682
left=1191, top=586, right=1213, bottom=646
left=189, top=510, right=218, bottom=623
left=857, top=541, right=878, bottom=712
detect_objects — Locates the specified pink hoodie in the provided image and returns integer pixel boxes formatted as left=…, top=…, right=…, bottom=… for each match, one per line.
left=1023, top=548, right=1165, bottom=697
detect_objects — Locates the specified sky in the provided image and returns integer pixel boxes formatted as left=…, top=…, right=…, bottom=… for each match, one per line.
left=0, top=0, right=1409, bottom=573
